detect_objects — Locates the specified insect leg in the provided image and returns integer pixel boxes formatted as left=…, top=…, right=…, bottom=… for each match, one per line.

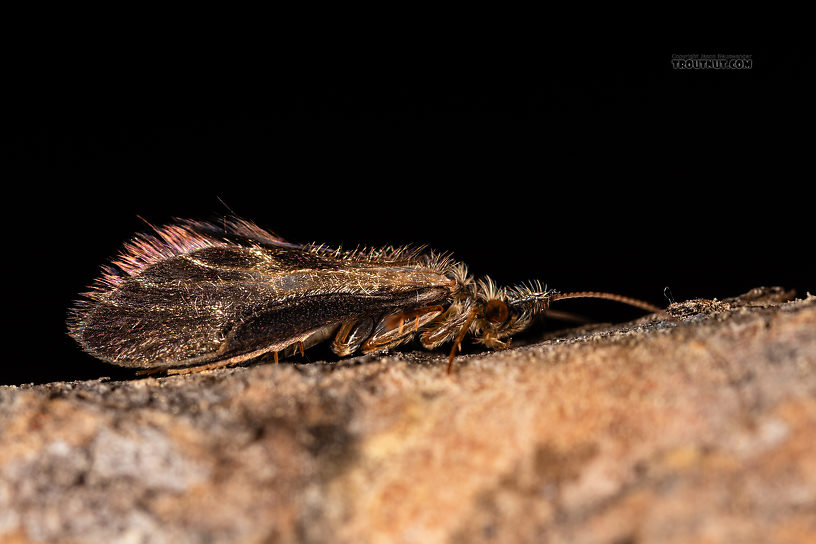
left=331, top=318, right=375, bottom=356
left=447, top=308, right=478, bottom=374
left=163, top=346, right=282, bottom=375
left=280, top=324, right=341, bottom=360
left=419, top=301, right=475, bottom=350
left=166, top=360, right=240, bottom=375
left=361, top=305, right=445, bottom=354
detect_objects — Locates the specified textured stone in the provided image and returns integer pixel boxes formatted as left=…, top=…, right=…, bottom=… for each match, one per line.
left=2, top=288, right=815, bottom=543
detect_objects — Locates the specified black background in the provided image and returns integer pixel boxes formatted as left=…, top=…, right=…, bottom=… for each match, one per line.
left=6, top=42, right=813, bottom=385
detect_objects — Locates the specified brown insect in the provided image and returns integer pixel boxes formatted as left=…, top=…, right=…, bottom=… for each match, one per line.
left=68, top=217, right=661, bottom=374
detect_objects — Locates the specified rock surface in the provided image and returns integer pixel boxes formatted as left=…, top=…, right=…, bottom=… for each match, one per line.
left=2, top=287, right=815, bottom=543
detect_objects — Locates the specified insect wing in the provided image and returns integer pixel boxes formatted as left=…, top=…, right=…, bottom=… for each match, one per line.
left=70, top=243, right=453, bottom=369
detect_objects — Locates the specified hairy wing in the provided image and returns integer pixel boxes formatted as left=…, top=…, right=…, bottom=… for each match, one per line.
left=70, top=242, right=453, bottom=368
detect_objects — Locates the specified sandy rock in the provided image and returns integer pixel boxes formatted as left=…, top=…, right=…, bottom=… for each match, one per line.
left=2, top=287, right=815, bottom=543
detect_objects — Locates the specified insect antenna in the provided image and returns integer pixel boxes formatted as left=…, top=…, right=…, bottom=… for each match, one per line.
left=549, top=291, right=662, bottom=313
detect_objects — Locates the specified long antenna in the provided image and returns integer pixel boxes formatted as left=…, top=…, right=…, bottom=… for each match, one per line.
left=549, top=291, right=662, bottom=313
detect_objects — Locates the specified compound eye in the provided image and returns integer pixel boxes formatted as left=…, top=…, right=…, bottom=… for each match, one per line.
left=484, top=299, right=510, bottom=324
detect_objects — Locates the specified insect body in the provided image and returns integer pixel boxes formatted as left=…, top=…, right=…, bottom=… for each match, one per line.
left=68, top=218, right=661, bottom=373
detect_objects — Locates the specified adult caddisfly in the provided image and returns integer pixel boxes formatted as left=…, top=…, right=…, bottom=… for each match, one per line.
left=68, top=217, right=661, bottom=374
